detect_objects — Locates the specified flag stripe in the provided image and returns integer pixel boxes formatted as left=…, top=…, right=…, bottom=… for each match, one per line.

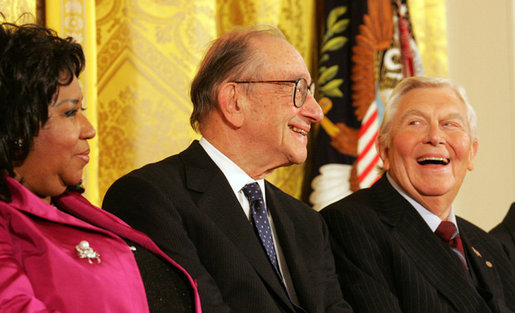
left=358, top=154, right=380, bottom=182
left=357, top=132, right=378, bottom=162
left=359, top=109, right=378, bottom=136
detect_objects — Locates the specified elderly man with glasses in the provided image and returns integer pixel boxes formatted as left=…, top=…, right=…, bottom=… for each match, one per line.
left=103, top=26, right=352, bottom=313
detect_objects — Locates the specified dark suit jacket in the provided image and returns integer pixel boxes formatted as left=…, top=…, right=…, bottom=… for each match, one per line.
left=103, top=141, right=351, bottom=313
left=490, top=203, right=515, bottom=269
left=321, top=175, right=515, bottom=313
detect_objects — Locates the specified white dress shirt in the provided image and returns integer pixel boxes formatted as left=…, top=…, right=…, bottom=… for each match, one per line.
left=199, top=137, right=299, bottom=304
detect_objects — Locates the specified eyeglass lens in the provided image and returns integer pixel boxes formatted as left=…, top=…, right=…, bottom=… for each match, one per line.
left=294, top=78, right=314, bottom=108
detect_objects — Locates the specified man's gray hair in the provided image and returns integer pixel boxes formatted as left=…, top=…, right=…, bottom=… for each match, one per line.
left=189, top=25, right=286, bottom=133
left=378, top=76, right=478, bottom=149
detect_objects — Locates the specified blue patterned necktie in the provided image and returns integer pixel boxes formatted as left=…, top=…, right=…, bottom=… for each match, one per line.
left=242, top=183, right=307, bottom=313
left=242, top=182, right=282, bottom=278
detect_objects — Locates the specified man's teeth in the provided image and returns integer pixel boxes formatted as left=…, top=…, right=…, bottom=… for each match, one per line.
left=290, top=126, right=307, bottom=136
left=416, top=156, right=449, bottom=165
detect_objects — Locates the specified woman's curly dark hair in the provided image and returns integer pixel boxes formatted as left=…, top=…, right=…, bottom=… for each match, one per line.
left=0, top=23, right=85, bottom=202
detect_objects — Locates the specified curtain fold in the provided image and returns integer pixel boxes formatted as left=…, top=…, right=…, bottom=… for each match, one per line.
left=95, top=1, right=215, bottom=202
left=408, top=0, right=448, bottom=77
left=0, top=0, right=35, bottom=22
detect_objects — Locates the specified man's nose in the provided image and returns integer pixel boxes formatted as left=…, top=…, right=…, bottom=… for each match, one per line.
left=425, top=123, right=444, bottom=145
left=301, top=93, right=323, bottom=123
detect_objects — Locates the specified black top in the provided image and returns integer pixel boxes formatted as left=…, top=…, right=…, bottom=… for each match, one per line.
left=128, top=241, right=194, bottom=313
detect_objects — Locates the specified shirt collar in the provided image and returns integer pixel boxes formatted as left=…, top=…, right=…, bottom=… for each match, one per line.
left=199, top=137, right=266, bottom=197
left=386, top=173, right=458, bottom=232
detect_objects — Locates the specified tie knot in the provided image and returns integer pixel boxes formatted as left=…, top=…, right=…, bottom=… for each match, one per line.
left=435, top=221, right=458, bottom=242
left=242, top=182, right=264, bottom=205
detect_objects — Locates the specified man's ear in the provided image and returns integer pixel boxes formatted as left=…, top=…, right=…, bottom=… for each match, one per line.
left=467, top=140, right=479, bottom=171
left=376, top=137, right=390, bottom=171
left=217, top=82, right=244, bottom=128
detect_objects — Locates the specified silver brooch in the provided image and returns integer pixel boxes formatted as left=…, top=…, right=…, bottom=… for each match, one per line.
left=75, top=240, right=101, bottom=264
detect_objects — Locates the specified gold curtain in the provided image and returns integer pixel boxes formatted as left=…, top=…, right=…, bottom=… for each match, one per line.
left=14, top=0, right=446, bottom=205
left=95, top=1, right=212, bottom=204
left=408, top=0, right=448, bottom=77
left=0, top=0, right=35, bottom=22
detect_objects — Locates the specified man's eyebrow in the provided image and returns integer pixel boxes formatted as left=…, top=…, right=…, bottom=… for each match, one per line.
left=443, top=112, right=466, bottom=121
left=400, top=109, right=425, bottom=120
left=400, top=109, right=466, bottom=121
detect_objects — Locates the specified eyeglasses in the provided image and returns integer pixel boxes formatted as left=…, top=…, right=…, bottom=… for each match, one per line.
left=232, top=78, right=315, bottom=108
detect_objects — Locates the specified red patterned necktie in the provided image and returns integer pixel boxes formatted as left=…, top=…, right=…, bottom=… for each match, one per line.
left=435, top=221, right=468, bottom=269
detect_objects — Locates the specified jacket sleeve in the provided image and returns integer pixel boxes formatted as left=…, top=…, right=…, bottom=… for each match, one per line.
left=0, top=211, right=59, bottom=313
left=102, top=174, right=232, bottom=313
left=321, top=205, right=403, bottom=313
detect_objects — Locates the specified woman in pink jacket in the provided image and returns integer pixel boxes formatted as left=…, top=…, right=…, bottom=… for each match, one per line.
left=0, top=22, right=201, bottom=313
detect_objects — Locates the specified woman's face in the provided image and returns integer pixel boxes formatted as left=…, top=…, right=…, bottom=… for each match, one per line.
left=14, top=75, right=96, bottom=203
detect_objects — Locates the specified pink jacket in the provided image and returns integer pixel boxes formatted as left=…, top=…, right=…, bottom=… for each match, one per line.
left=0, top=177, right=201, bottom=312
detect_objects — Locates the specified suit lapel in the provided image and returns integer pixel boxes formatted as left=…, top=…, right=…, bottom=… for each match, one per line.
left=266, top=184, right=316, bottom=312
left=180, top=141, right=293, bottom=309
left=459, top=220, right=503, bottom=311
left=373, top=176, right=491, bottom=312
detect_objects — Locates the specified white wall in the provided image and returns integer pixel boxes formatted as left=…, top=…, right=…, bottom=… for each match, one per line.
left=446, top=0, right=514, bottom=231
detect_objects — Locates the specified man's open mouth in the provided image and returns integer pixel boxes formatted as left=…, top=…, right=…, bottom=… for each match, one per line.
left=416, top=156, right=449, bottom=165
